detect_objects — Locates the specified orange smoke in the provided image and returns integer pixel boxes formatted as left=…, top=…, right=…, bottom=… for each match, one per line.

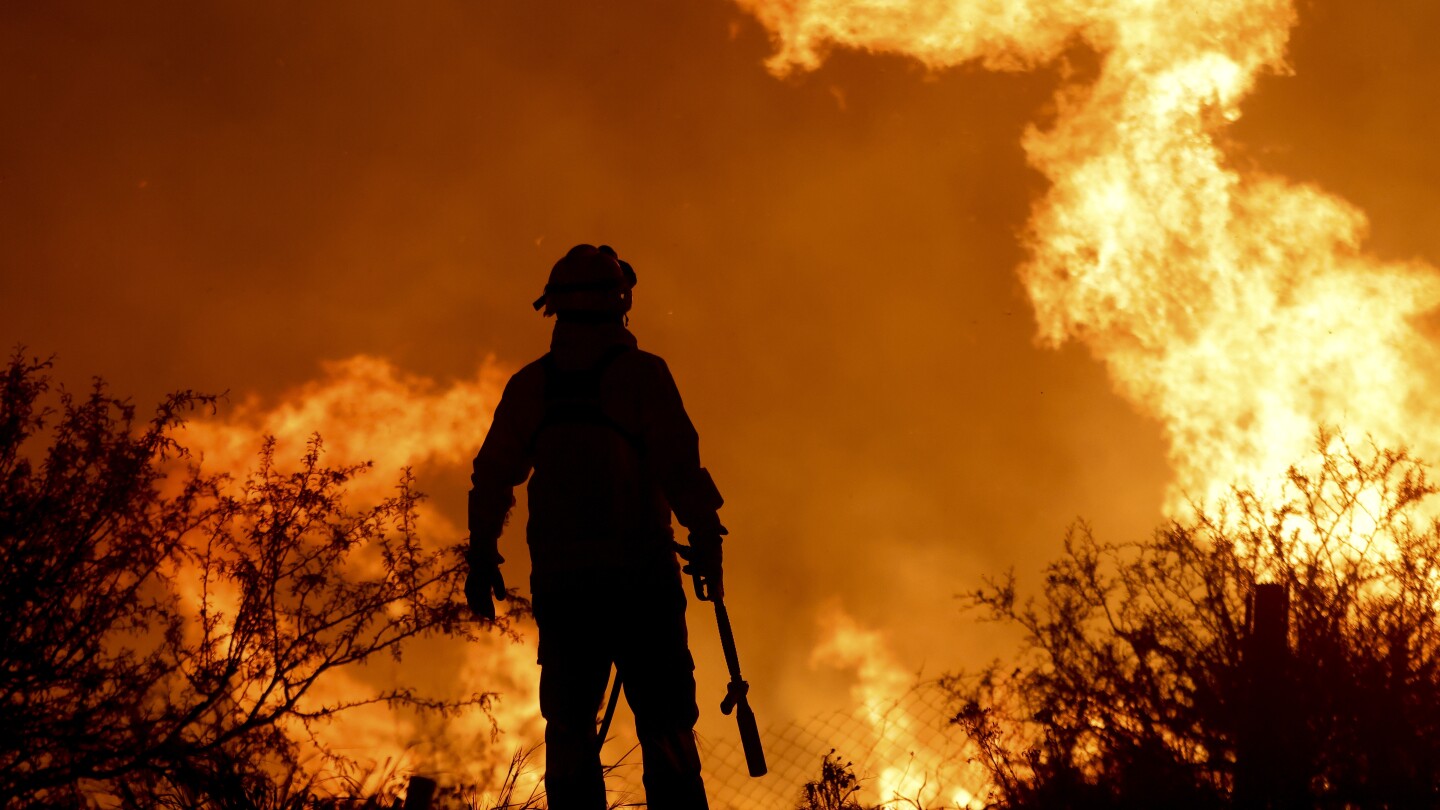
left=736, top=0, right=1440, bottom=512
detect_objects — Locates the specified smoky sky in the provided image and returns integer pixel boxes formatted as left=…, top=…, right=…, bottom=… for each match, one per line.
left=4, top=0, right=1439, bottom=726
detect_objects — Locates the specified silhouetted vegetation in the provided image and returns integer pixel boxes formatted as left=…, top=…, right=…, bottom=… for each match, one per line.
left=0, top=353, right=507, bottom=807
left=796, top=750, right=866, bottom=810
left=948, top=434, right=1440, bottom=808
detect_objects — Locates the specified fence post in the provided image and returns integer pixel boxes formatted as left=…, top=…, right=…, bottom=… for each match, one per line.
left=1235, top=582, right=1295, bottom=810
left=402, top=775, right=437, bottom=810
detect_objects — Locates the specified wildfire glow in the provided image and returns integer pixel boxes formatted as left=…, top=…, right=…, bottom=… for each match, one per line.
left=812, top=604, right=981, bottom=807
left=178, top=355, right=543, bottom=789
left=735, top=0, right=1440, bottom=513
left=183, top=354, right=511, bottom=502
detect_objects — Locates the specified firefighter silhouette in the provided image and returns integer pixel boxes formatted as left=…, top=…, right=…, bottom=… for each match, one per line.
left=467, top=244, right=725, bottom=809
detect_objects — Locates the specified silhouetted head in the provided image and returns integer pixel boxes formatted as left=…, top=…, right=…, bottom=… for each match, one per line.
left=532, top=244, right=637, bottom=322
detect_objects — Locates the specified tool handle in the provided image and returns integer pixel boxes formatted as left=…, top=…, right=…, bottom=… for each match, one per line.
left=714, top=599, right=744, bottom=678
left=597, top=668, right=622, bottom=748
left=721, top=678, right=746, bottom=715
left=719, top=678, right=766, bottom=776
left=736, top=695, right=768, bottom=777
left=712, top=599, right=765, bottom=777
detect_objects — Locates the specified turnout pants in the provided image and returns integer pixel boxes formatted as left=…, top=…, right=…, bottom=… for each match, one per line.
left=532, top=565, right=709, bottom=810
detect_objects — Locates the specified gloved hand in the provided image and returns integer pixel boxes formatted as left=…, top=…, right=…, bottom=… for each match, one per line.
left=465, top=552, right=506, bottom=621
left=678, top=532, right=724, bottom=600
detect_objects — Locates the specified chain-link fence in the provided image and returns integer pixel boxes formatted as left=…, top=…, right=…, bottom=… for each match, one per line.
left=597, top=680, right=984, bottom=809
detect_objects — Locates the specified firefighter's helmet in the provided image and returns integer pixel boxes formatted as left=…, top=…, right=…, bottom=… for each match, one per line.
left=532, top=244, right=637, bottom=317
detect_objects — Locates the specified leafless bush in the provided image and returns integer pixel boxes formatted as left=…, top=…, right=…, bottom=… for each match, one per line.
left=949, top=432, right=1440, bottom=808
left=0, top=352, right=515, bottom=807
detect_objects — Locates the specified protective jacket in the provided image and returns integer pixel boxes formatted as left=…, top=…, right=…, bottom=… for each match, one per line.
left=468, top=322, right=724, bottom=578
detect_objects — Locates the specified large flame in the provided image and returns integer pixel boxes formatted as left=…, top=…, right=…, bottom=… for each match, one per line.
left=735, top=0, right=1440, bottom=511
left=184, top=355, right=511, bottom=504
left=178, top=355, right=544, bottom=790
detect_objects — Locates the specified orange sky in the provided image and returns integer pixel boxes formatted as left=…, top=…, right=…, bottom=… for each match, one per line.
left=4, top=0, right=1440, bottom=799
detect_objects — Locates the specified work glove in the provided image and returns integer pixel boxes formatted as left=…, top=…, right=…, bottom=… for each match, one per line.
left=677, top=531, right=724, bottom=601
left=465, top=551, right=506, bottom=621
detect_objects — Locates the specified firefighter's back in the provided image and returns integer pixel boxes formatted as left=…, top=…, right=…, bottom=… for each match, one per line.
left=518, top=337, right=676, bottom=577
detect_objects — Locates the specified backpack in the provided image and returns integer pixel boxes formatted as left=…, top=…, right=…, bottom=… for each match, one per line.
left=525, top=345, right=660, bottom=565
